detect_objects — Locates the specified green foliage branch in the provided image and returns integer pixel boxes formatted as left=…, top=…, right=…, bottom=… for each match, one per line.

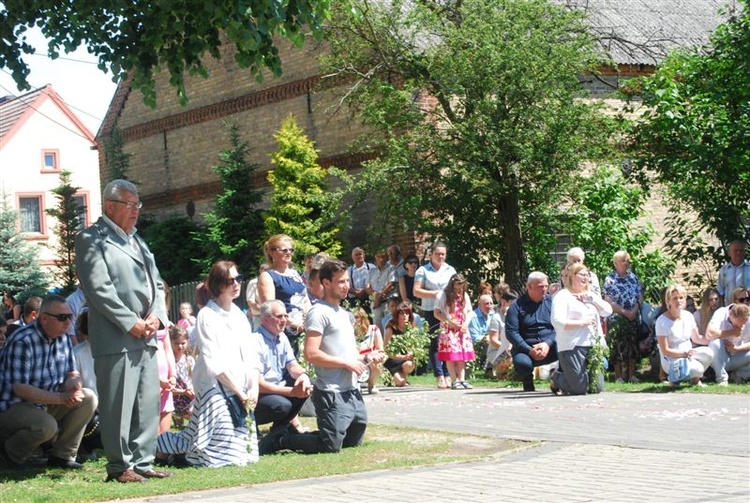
left=0, top=0, right=332, bottom=106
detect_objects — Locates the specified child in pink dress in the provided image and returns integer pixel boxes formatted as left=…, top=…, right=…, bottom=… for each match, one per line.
left=435, top=273, right=475, bottom=389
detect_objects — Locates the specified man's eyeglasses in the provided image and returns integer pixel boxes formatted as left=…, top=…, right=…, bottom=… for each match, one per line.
left=227, top=275, right=246, bottom=285
left=275, top=247, right=294, bottom=254
left=44, top=312, right=73, bottom=322
left=109, top=199, right=143, bottom=210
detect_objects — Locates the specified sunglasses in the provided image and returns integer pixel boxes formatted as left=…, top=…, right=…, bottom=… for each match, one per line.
left=275, top=247, right=295, bottom=254
left=226, top=275, right=246, bottom=285
left=44, top=312, right=73, bottom=322
left=737, top=297, right=750, bottom=304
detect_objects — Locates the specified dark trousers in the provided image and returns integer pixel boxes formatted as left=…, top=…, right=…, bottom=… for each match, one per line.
left=255, top=376, right=308, bottom=430
left=280, top=388, right=367, bottom=454
left=553, top=346, right=604, bottom=395
left=512, top=341, right=558, bottom=381
left=424, top=310, right=448, bottom=377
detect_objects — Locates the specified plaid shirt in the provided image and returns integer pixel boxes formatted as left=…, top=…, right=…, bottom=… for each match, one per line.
left=0, top=320, right=75, bottom=412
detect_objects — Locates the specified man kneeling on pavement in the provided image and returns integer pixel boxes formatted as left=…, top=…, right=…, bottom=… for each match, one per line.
left=256, top=300, right=314, bottom=454
left=0, top=295, right=97, bottom=470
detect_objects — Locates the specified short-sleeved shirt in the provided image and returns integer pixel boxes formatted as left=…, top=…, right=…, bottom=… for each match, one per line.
left=468, top=307, right=492, bottom=342
left=348, top=263, right=375, bottom=291
left=305, top=301, right=359, bottom=392
left=0, top=321, right=75, bottom=412
left=655, top=310, right=696, bottom=353
left=414, top=262, right=457, bottom=312
left=603, top=271, right=642, bottom=314
left=257, top=325, right=296, bottom=386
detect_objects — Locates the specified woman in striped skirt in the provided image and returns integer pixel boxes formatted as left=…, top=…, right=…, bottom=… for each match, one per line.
left=156, top=261, right=260, bottom=467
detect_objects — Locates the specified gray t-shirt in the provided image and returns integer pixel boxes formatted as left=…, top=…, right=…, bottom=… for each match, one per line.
left=305, top=301, right=359, bottom=392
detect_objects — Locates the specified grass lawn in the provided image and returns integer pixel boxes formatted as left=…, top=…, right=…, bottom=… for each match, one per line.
left=0, top=423, right=523, bottom=503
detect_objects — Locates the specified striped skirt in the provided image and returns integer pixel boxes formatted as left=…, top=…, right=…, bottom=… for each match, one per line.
left=157, top=386, right=258, bottom=467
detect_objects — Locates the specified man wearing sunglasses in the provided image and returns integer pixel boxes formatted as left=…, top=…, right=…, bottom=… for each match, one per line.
left=75, top=179, right=169, bottom=483
left=0, top=295, right=97, bottom=470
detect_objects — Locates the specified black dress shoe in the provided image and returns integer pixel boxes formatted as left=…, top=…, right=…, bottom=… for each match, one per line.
left=522, top=379, right=535, bottom=392
left=47, top=455, right=84, bottom=470
left=137, top=469, right=172, bottom=478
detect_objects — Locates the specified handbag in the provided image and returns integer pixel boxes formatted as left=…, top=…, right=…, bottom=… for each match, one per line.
left=218, top=383, right=248, bottom=429
left=668, top=357, right=691, bottom=384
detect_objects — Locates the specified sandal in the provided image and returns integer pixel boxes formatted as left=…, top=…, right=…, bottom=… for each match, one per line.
left=461, top=381, right=473, bottom=389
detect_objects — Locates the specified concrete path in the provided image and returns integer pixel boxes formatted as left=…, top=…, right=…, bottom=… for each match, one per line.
left=114, top=387, right=750, bottom=502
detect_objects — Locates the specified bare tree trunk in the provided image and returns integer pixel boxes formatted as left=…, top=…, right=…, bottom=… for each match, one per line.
left=498, top=192, right=526, bottom=292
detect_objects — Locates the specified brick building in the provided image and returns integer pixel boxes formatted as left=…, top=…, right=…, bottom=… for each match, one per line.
left=98, top=0, right=731, bottom=271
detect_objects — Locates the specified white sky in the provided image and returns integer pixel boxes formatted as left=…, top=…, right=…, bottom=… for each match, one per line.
left=0, top=29, right=118, bottom=135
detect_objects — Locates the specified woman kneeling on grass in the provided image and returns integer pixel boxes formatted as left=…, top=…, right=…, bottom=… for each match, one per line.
left=156, top=261, right=261, bottom=467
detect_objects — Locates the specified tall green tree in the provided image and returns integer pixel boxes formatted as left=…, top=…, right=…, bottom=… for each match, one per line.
left=0, top=194, right=48, bottom=301
left=264, top=115, right=348, bottom=260
left=45, top=170, right=82, bottom=295
left=324, top=0, right=615, bottom=288
left=194, top=121, right=265, bottom=275
left=629, top=2, right=750, bottom=273
left=0, top=0, right=331, bottom=106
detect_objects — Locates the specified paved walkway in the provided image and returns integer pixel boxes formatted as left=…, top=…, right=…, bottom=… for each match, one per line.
left=114, top=387, right=750, bottom=502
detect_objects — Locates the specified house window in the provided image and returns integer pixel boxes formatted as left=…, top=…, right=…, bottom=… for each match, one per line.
left=72, top=195, right=88, bottom=229
left=19, top=197, right=43, bottom=233
left=41, top=150, right=59, bottom=171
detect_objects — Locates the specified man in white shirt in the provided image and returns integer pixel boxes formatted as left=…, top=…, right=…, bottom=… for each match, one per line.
left=717, top=240, right=750, bottom=305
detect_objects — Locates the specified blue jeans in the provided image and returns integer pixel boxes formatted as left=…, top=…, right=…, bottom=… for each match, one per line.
left=424, top=310, right=448, bottom=377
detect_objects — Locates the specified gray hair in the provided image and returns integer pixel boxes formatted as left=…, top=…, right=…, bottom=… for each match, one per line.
left=103, top=179, right=139, bottom=201
left=351, top=247, right=364, bottom=257
left=566, top=247, right=585, bottom=262
left=259, top=299, right=285, bottom=318
left=527, top=271, right=549, bottom=285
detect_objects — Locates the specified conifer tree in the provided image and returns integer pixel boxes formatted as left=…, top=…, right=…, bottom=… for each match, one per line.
left=195, top=121, right=265, bottom=275
left=45, top=170, right=82, bottom=295
left=264, top=115, right=346, bottom=259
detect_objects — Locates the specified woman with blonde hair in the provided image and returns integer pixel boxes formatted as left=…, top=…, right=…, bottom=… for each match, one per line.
left=550, top=263, right=612, bottom=395
left=434, top=273, right=475, bottom=389
left=603, top=250, right=644, bottom=383
left=353, top=308, right=384, bottom=394
left=258, top=234, right=310, bottom=354
left=656, top=284, right=714, bottom=386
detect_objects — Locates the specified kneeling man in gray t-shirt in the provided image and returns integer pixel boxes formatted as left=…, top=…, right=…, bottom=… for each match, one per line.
left=271, top=259, right=386, bottom=454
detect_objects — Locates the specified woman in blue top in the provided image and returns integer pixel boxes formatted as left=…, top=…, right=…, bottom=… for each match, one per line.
left=414, top=241, right=457, bottom=389
left=258, top=234, right=310, bottom=355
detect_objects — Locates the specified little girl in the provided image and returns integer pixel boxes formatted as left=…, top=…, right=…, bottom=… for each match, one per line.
left=177, top=302, right=197, bottom=335
left=170, top=325, right=195, bottom=428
